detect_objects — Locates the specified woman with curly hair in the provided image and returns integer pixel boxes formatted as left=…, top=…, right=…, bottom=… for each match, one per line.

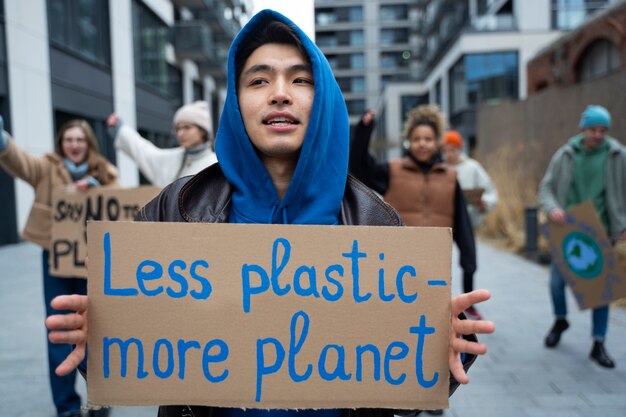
left=350, top=104, right=480, bottom=320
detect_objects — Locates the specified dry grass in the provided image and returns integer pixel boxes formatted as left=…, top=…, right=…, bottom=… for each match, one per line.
left=476, top=142, right=547, bottom=253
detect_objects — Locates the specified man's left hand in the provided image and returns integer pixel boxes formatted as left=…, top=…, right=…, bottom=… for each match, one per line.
left=449, top=289, right=495, bottom=384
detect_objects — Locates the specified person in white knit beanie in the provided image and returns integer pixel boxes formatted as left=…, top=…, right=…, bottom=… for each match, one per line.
left=106, top=100, right=218, bottom=186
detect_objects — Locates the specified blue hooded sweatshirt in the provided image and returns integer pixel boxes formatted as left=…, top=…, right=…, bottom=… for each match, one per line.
left=215, top=10, right=349, bottom=226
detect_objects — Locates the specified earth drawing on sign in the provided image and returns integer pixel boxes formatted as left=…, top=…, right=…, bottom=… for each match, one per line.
left=562, top=231, right=603, bottom=279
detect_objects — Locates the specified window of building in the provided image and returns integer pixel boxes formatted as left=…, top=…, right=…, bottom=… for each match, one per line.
left=380, top=28, right=409, bottom=46
left=193, top=80, right=203, bottom=102
left=551, top=0, right=610, bottom=30
left=346, top=99, right=366, bottom=115
left=317, top=32, right=338, bottom=47
left=316, top=6, right=363, bottom=25
left=449, top=51, right=519, bottom=114
left=48, top=0, right=111, bottom=65
left=434, top=79, right=442, bottom=106
left=350, top=30, right=364, bottom=46
left=168, top=64, right=182, bottom=107
left=381, top=75, right=393, bottom=90
left=316, top=9, right=338, bottom=26
left=381, top=52, right=409, bottom=69
left=133, top=1, right=173, bottom=97
left=577, top=38, right=620, bottom=82
left=351, top=53, right=364, bottom=70
left=325, top=54, right=339, bottom=68
left=351, top=77, right=365, bottom=93
left=380, top=4, right=408, bottom=21
left=349, top=6, right=363, bottom=22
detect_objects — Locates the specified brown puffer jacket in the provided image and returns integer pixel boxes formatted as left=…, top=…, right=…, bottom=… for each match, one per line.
left=0, top=135, right=118, bottom=248
left=135, top=163, right=477, bottom=417
left=384, top=157, right=456, bottom=228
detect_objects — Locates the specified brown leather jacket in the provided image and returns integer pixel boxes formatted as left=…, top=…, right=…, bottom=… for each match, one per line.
left=135, top=164, right=476, bottom=417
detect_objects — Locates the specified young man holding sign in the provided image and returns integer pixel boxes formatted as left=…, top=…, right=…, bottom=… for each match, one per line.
left=539, top=105, right=626, bottom=368
left=46, top=10, right=494, bottom=416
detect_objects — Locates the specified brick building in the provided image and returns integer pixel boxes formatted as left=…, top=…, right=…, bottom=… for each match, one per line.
left=528, top=1, right=626, bottom=94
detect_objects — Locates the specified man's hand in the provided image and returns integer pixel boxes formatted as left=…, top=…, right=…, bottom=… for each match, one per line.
left=361, top=110, right=375, bottom=126
left=74, top=179, right=90, bottom=192
left=45, top=294, right=88, bottom=376
left=449, top=289, right=495, bottom=384
left=106, top=113, right=119, bottom=128
left=548, top=208, right=567, bottom=225
left=619, top=230, right=626, bottom=241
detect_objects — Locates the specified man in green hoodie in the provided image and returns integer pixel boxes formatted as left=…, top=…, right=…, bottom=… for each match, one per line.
left=539, top=104, right=626, bottom=368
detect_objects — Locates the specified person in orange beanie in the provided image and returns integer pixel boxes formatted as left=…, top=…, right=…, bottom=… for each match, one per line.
left=442, top=130, right=498, bottom=229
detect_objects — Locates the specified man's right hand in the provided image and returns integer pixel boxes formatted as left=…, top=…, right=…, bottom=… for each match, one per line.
left=45, top=294, right=88, bottom=376
left=106, top=113, right=119, bottom=128
left=549, top=208, right=568, bottom=225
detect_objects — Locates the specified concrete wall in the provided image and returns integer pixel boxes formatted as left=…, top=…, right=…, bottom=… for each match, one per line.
left=476, top=69, right=626, bottom=187
left=5, top=0, right=54, bottom=233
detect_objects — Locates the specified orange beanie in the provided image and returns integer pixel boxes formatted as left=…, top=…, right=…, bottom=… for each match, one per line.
left=443, top=130, right=463, bottom=148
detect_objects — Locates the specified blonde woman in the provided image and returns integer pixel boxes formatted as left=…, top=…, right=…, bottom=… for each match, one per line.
left=0, top=117, right=117, bottom=417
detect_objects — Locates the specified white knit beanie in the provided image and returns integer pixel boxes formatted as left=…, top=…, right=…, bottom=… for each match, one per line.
left=173, top=101, right=213, bottom=139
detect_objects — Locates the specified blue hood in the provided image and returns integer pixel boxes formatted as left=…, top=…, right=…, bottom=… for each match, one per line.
left=215, top=10, right=349, bottom=225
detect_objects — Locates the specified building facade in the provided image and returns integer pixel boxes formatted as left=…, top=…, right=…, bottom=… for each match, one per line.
left=527, top=0, right=626, bottom=94
left=314, top=0, right=427, bottom=158
left=417, top=0, right=616, bottom=151
left=0, top=0, right=247, bottom=246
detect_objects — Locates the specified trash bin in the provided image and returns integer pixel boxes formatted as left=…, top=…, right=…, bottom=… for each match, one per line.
left=525, top=206, right=538, bottom=257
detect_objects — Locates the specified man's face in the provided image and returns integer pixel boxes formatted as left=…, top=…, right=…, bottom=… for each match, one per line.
left=442, top=143, right=461, bottom=164
left=582, top=126, right=607, bottom=150
left=238, top=43, right=314, bottom=162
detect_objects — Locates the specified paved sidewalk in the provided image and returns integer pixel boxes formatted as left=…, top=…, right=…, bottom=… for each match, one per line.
left=447, top=243, right=626, bottom=417
left=0, top=240, right=625, bottom=417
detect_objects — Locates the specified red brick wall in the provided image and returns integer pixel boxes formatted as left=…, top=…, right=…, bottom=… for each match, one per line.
left=527, top=4, right=626, bottom=94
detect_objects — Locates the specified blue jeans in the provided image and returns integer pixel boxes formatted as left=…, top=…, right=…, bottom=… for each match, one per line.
left=42, top=250, right=87, bottom=416
left=549, top=263, right=609, bottom=341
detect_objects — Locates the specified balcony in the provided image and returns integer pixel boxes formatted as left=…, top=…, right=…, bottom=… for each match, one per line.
left=469, top=14, right=517, bottom=32
left=197, top=47, right=229, bottom=81
left=173, top=21, right=217, bottom=62
left=172, top=0, right=219, bottom=10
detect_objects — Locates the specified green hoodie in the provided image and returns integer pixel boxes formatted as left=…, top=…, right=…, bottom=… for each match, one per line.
left=566, top=134, right=609, bottom=230
left=538, top=134, right=626, bottom=239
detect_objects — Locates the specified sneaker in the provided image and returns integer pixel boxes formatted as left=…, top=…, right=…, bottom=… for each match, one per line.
left=464, top=306, right=483, bottom=320
left=88, top=408, right=111, bottom=417
left=589, top=341, right=615, bottom=368
left=425, top=410, right=444, bottom=415
left=58, top=411, right=82, bottom=417
left=544, top=318, right=569, bottom=348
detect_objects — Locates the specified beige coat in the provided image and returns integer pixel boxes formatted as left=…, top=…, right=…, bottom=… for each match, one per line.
left=0, top=134, right=118, bottom=248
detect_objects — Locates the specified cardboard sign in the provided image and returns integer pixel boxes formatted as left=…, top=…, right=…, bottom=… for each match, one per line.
left=87, top=221, right=453, bottom=410
left=541, top=201, right=626, bottom=309
left=50, top=186, right=160, bottom=277
left=462, top=188, right=484, bottom=205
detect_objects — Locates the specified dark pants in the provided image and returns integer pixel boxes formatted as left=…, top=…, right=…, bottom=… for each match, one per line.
left=42, top=250, right=87, bottom=416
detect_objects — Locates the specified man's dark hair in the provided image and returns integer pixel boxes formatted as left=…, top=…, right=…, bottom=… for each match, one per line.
left=235, top=21, right=309, bottom=87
